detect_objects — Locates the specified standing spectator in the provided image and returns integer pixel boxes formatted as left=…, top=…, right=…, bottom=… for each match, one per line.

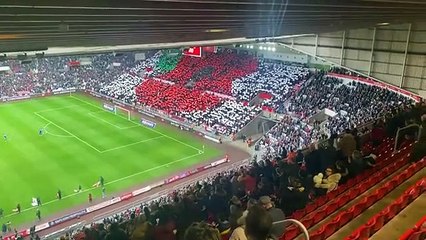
left=338, top=129, right=356, bottom=160
left=258, top=196, right=285, bottom=238
left=244, top=206, right=274, bottom=240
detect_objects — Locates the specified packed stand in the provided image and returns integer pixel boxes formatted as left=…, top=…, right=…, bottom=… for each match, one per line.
left=135, top=79, right=222, bottom=114
left=159, top=52, right=258, bottom=95
left=97, top=52, right=161, bottom=104
left=257, top=73, right=413, bottom=158
left=181, top=100, right=262, bottom=135
left=232, top=60, right=310, bottom=113
left=154, top=51, right=182, bottom=74
left=0, top=52, right=138, bottom=98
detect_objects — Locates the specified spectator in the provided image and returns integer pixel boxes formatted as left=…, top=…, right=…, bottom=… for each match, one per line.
left=244, top=206, right=274, bottom=240
left=184, top=222, right=221, bottom=240
left=105, top=222, right=129, bottom=240
left=258, top=196, right=286, bottom=238
left=338, top=129, right=357, bottom=160
left=313, top=167, right=342, bottom=195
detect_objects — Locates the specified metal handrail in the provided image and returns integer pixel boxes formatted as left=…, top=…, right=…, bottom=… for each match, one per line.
left=394, top=123, right=420, bottom=153
left=274, top=219, right=310, bottom=240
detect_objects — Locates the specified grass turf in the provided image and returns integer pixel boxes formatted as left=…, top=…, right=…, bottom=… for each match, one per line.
left=0, top=93, right=222, bottom=227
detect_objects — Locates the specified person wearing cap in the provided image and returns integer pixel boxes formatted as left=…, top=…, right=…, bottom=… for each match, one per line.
left=259, top=196, right=286, bottom=238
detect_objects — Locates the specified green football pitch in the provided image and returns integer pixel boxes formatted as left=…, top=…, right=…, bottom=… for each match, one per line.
left=0, top=93, right=222, bottom=227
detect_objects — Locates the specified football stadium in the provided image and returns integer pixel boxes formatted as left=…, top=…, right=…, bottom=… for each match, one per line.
left=0, top=1, right=426, bottom=240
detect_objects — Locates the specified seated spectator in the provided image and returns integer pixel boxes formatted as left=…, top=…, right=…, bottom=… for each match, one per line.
left=313, top=167, right=341, bottom=195
left=258, top=196, right=286, bottom=238
left=279, top=177, right=308, bottom=216
left=244, top=206, right=274, bottom=240
left=184, top=222, right=221, bottom=240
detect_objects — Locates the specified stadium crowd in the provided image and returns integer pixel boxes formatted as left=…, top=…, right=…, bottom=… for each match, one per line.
left=181, top=100, right=262, bottom=135
left=256, top=72, right=413, bottom=161
left=232, top=60, right=310, bottom=112
left=39, top=104, right=425, bottom=240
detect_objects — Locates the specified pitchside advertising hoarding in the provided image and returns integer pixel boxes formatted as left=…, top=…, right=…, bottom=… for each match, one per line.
left=141, top=118, right=156, bottom=128
left=103, top=103, right=115, bottom=112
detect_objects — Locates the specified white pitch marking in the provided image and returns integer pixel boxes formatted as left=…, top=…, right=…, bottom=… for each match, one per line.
left=100, top=136, right=164, bottom=153
left=70, top=95, right=203, bottom=152
left=34, top=112, right=102, bottom=153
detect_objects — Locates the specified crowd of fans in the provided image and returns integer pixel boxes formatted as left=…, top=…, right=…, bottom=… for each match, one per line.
left=159, top=52, right=258, bottom=95
left=232, top=60, right=310, bottom=112
left=256, top=72, right=413, bottom=160
left=135, top=79, right=222, bottom=114
left=97, top=53, right=161, bottom=104
left=0, top=53, right=137, bottom=98
left=181, top=100, right=262, bottom=135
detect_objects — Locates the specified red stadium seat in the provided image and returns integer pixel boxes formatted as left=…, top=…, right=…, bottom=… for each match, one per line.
left=313, top=208, right=327, bottom=224
left=301, top=214, right=315, bottom=229
left=323, top=218, right=340, bottom=238
left=358, top=225, right=372, bottom=239
left=310, top=227, right=325, bottom=240
left=325, top=202, right=339, bottom=215
left=407, top=230, right=426, bottom=240
left=365, top=193, right=378, bottom=208
left=291, top=209, right=305, bottom=220
left=338, top=210, right=354, bottom=227
left=349, top=200, right=368, bottom=217
left=337, top=193, right=350, bottom=207
left=283, top=226, right=300, bottom=240
left=305, top=202, right=317, bottom=214
left=371, top=213, right=385, bottom=234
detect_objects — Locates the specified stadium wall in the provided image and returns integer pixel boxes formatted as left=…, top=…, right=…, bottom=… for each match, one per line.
left=277, top=22, right=426, bottom=96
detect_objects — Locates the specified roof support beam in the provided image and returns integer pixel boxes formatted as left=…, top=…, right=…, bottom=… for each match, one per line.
left=400, top=23, right=412, bottom=88
left=315, top=34, right=318, bottom=56
left=368, top=27, right=376, bottom=76
left=340, top=30, right=346, bottom=65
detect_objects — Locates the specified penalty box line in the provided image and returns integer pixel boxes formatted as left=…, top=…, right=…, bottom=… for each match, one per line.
left=87, top=111, right=139, bottom=130
left=34, top=112, right=103, bottom=153
left=70, top=95, right=204, bottom=152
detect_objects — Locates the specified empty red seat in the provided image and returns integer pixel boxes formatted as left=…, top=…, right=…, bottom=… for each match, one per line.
left=338, top=210, right=354, bottom=227
left=358, top=225, right=372, bottom=239
left=310, top=227, right=325, bottom=240
left=387, top=202, right=401, bottom=219
left=313, top=208, right=327, bottom=224
left=305, top=202, right=317, bottom=214
left=337, top=193, right=350, bottom=207
left=350, top=199, right=367, bottom=217
left=365, top=193, right=378, bottom=208
left=315, top=195, right=327, bottom=206
left=371, top=213, right=385, bottom=233
left=323, top=218, right=340, bottom=238
left=325, top=202, right=339, bottom=215
left=282, top=226, right=300, bottom=240
left=407, top=230, right=426, bottom=240
left=348, top=188, right=360, bottom=200
left=375, top=186, right=388, bottom=199
left=301, top=214, right=314, bottom=229
left=291, top=209, right=305, bottom=220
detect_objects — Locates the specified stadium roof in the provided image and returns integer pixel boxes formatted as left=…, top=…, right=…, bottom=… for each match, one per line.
left=1, top=0, right=426, bottom=52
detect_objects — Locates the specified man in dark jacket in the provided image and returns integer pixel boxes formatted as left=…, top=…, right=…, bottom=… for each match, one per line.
left=259, top=196, right=286, bottom=239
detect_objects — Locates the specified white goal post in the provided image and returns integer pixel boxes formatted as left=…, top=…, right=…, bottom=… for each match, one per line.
left=114, top=105, right=132, bottom=121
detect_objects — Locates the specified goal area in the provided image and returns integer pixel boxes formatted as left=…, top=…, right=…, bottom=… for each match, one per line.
left=114, top=105, right=132, bottom=121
